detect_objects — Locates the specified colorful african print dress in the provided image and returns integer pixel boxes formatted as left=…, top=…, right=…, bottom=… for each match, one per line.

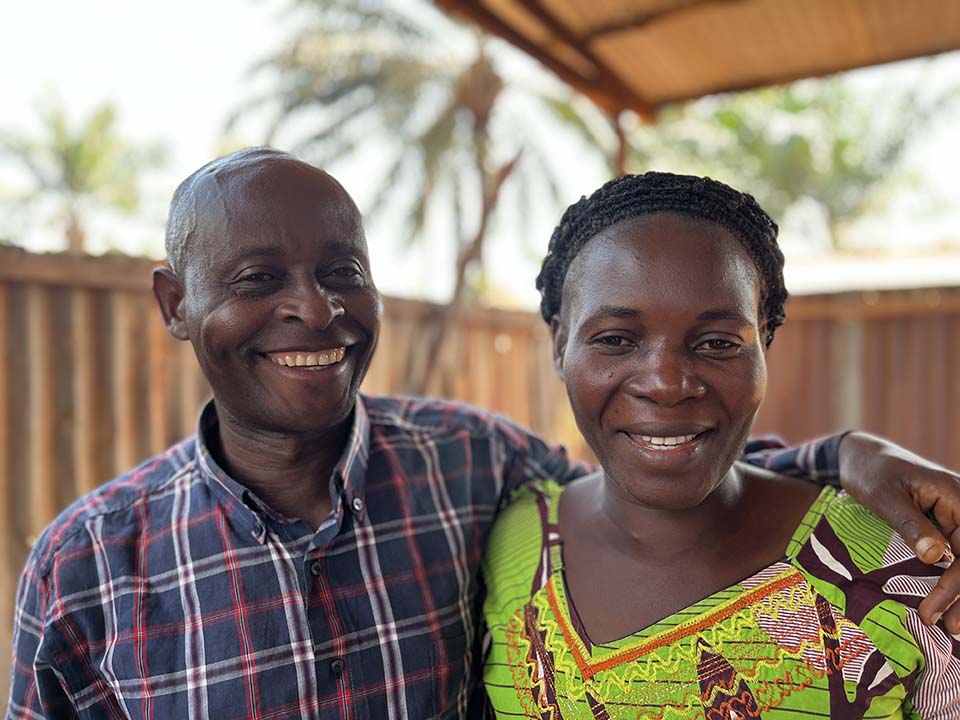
left=481, top=482, right=960, bottom=719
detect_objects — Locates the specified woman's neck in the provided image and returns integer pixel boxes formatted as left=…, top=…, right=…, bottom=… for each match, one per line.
left=593, top=466, right=748, bottom=562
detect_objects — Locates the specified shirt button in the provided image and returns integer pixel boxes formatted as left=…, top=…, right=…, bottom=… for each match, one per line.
left=309, top=559, right=322, bottom=576
left=351, top=497, right=364, bottom=513
left=330, top=658, right=345, bottom=676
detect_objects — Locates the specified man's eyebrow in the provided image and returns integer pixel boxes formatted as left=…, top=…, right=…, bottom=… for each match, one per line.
left=235, top=247, right=285, bottom=259
left=697, top=308, right=753, bottom=323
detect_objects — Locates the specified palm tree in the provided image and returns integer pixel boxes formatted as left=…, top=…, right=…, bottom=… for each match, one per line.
left=232, top=0, right=617, bottom=392
left=622, top=71, right=958, bottom=248
left=1, top=100, right=165, bottom=253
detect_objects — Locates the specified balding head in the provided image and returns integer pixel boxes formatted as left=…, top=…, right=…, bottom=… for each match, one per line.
left=164, top=147, right=358, bottom=279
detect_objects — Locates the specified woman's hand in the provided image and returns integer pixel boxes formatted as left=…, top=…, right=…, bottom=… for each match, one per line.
left=838, top=431, right=960, bottom=629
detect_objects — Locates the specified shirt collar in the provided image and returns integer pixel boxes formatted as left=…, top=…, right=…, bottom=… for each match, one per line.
left=333, top=394, right=371, bottom=521
left=193, top=397, right=372, bottom=533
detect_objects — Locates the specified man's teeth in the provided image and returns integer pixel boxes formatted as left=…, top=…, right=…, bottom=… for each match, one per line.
left=272, top=347, right=346, bottom=368
left=638, top=434, right=698, bottom=447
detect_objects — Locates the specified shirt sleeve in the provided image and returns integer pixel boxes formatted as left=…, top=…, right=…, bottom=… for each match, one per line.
left=495, top=418, right=592, bottom=507
left=6, top=550, right=78, bottom=719
left=904, top=613, right=960, bottom=719
left=740, top=432, right=847, bottom=487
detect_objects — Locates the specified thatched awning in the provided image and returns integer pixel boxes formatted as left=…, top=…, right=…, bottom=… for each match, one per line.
left=436, top=0, right=960, bottom=118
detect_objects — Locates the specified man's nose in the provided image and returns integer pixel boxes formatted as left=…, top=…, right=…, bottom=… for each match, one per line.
left=622, top=345, right=705, bottom=407
left=276, top=281, right=345, bottom=330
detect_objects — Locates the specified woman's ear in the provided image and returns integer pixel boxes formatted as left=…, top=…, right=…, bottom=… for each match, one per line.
left=550, top=315, right=567, bottom=378
left=152, top=268, right=189, bottom=340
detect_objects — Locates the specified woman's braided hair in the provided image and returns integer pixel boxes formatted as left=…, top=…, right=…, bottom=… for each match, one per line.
left=536, top=172, right=788, bottom=347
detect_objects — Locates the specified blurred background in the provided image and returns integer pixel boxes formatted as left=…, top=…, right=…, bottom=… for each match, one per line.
left=2, top=0, right=960, bottom=700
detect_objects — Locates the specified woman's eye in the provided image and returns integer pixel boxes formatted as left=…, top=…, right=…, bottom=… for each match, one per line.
left=699, top=338, right=741, bottom=353
left=327, top=266, right=365, bottom=285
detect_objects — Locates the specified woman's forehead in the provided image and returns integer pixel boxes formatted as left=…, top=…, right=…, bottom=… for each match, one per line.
left=562, top=214, right=761, bottom=316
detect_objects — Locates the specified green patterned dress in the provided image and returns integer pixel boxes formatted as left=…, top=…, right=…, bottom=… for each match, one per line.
left=481, top=482, right=960, bottom=719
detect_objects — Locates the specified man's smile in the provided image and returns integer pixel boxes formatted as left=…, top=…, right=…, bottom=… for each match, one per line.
left=263, top=346, right=347, bottom=369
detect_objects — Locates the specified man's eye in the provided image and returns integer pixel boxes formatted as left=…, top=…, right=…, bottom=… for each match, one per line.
left=699, top=338, right=741, bottom=353
left=237, top=272, right=276, bottom=283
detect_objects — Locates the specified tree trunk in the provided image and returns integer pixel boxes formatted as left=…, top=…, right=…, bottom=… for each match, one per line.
left=402, top=151, right=522, bottom=395
left=612, top=111, right=628, bottom=177
left=65, top=206, right=85, bottom=254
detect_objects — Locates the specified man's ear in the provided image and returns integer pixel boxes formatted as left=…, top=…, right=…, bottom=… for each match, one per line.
left=550, top=315, right=567, bottom=378
left=152, top=267, right=189, bottom=340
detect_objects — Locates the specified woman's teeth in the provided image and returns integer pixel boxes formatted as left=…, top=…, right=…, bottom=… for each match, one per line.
left=271, top=347, right=346, bottom=368
left=637, top=433, right=698, bottom=447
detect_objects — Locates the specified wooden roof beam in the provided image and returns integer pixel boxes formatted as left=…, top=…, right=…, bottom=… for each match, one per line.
left=436, top=0, right=658, bottom=118
left=583, top=0, right=747, bottom=41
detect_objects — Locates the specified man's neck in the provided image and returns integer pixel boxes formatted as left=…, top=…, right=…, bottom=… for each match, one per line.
left=211, top=407, right=353, bottom=530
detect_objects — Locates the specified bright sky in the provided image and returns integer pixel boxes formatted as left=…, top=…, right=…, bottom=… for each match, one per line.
left=0, top=0, right=288, bottom=250
left=2, top=0, right=960, bottom=303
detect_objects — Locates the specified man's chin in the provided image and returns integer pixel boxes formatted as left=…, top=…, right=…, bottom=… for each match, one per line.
left=214, top=391, right=356, bottom=437
left=266, top=396, right=357, bottom=435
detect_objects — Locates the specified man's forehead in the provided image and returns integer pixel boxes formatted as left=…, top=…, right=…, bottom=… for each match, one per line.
left=195, top=156, right=354, bottom=212
left=177, top=158, right=364, bottom=272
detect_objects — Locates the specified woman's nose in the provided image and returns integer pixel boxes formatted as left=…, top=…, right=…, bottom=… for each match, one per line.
left=622, top=347, right=706, bottom=406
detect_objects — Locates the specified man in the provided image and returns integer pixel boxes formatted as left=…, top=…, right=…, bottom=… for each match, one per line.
left=8, top=148, right=960, bottom=719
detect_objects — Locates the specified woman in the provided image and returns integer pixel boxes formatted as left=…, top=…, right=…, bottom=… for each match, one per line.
left=481, top=173, right=960, bottom=718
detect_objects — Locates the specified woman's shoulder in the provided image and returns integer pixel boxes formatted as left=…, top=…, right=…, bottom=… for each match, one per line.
left=495, top=477, right=564, bottom=533
left=792, top=488, right=922, bottom=576
left=791, top=489, right=960, bottom=705
left=482, top=480, right=563, bottom=617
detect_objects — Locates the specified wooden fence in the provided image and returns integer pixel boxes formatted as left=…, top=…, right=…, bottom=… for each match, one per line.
left=1, top=245, right=960, bottom=701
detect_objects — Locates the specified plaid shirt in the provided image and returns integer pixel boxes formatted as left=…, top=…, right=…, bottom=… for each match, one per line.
left=7, top=395, right=842, bottom=720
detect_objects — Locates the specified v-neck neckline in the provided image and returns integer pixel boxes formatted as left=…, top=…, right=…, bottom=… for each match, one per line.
left=543, top=484, right=836, bottom=676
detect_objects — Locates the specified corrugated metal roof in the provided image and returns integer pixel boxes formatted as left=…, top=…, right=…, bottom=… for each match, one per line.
left=437, top=0, right=960, bottom=116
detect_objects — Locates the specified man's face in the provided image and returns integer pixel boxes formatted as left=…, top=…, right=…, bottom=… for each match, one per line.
left=157, top=160, right=381, bottom=435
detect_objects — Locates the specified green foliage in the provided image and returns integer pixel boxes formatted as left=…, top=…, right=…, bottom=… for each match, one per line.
left=626, top=72, right=958, bottom=247
left=0, top=98, right=166, bottom=252
left=231, top=0, right=609, bottom=261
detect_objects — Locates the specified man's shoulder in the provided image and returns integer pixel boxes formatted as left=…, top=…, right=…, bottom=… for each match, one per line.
left=28, top=436, right=200, bottom=576
left=363, top=394, right=538, bottom=442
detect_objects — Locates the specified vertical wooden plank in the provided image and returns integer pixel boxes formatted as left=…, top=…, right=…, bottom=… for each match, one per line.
left=507, top=331, right=531, bottom=428
left=147, top=302, right=169, bottom=455
left=861, top=316, right=884, bottom=437
left=180, top=342, right=199, bottom=436
left=923, top=317, right=949, bottom=468
left=112, top=291, right=139, bottom=472
left=27, top=285, right=57, bottom=535
left=469, top=324, right=493, bottom=412
left=948, top=316, right=960, bottom=471
left=827, top=317, right=863, bottom=433
left=72, top=289, right=99, bottom=496
left=0, top=283, right=12, bottom=696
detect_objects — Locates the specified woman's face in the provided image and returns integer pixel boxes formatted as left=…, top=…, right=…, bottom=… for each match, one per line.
left=552, top=212, right=767, bottom=510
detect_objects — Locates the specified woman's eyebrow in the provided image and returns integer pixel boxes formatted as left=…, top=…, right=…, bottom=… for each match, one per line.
left=697, top=308, right=752, bottom=323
